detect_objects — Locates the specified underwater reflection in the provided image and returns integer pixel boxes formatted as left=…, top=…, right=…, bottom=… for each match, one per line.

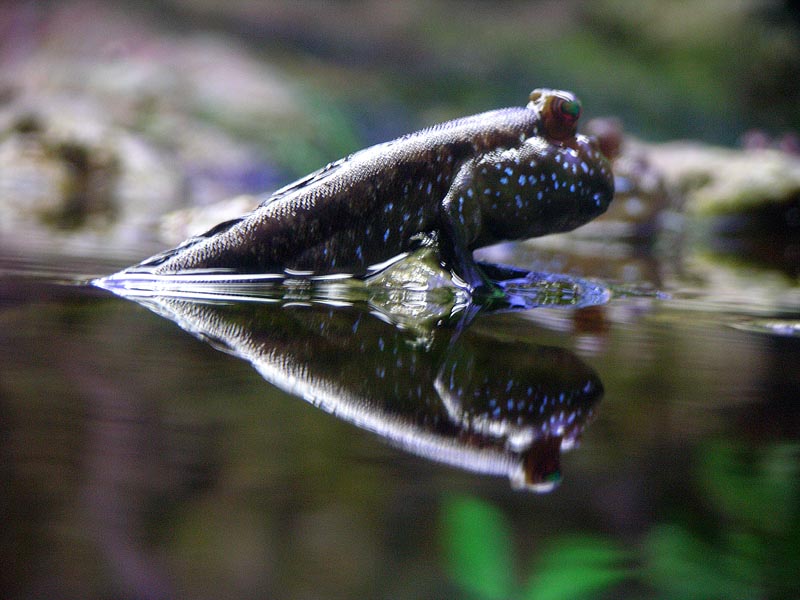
left=96, top=279, right=604, bottom=492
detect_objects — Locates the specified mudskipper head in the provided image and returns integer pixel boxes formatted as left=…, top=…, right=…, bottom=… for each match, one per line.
left=516, top=88, right=615, bottom=235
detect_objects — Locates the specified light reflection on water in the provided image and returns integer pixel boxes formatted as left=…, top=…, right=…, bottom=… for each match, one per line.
left=1, top=250, right=799, bottom=599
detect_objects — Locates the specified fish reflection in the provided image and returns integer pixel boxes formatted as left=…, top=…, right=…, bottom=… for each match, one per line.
left=98, top=285, right=603, bottom=492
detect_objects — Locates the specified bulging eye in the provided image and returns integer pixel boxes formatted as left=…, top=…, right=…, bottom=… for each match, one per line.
left=558, top=98, right=581, bottom=121
left=545, top=94, right=581, bottom=141
left=528, top=89, right=582, bottom=142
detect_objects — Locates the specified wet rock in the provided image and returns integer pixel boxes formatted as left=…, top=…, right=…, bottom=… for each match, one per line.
left=644, top=141, right=800, bottom=219
left=157, top=195, right=261, bottom=247
left=0, top=103, right=184, bottom=244
left=579, top=118, right=675, bottom=240
left=582, top=119, right=800, bottom=234
left=545, top=121, right=800, bottom=254
left=0, top=1, right=338, bottom=251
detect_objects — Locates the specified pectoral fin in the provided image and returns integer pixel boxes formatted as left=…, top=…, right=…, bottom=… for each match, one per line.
left=438, top=163, right=500, bottom=298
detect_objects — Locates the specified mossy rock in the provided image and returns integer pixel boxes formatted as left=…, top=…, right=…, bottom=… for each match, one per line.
left=645, top=141, right=800, bottom=217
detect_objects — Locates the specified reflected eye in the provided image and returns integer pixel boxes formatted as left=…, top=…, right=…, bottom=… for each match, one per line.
left=544, top=470, right=562, bottom=484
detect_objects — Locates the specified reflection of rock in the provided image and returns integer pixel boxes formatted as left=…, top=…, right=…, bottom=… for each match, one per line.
left=679, top=252, right=800, bottom=314
left=97, top=286, right=603, bottom=493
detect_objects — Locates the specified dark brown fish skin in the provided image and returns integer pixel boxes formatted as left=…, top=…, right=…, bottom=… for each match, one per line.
left=132, top=90, right=614, bottom=289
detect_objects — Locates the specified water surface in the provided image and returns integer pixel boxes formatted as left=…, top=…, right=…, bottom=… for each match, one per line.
left=1, top=239, right=798, bottom=599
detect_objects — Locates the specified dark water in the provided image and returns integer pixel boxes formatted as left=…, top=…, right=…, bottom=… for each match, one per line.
left=2, top=240, right=799, bottom=600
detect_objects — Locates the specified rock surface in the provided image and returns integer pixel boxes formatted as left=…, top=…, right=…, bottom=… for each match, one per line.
left=645, top=141, right=800, bottom=217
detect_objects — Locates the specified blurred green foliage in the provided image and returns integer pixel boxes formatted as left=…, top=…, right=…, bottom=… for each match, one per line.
left=440, top=439, right=800, bottom=599
left=441, top=496, right=515, bottom=600
left=142, top=0, right=800, bottom=148
left=644, top=524, right=762, bottom=600
left=278, top=0, right=799, bottom=142
left=524, top=536, right=632, bottom=600
left=699, top=440, right=800, bottom=533
left=441, top=495, right=632, bottom=600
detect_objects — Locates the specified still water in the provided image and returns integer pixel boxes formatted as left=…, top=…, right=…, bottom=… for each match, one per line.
left=1, top=236, right=799, bottom=600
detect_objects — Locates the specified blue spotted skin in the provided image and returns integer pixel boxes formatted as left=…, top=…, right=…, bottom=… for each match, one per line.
left=134, top=89, right=614, bottom=289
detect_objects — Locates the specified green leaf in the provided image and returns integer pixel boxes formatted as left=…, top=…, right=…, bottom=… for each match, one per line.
left=644, top=523, right=761, bottom=600
left=523, top=535, right=631, bottom=600
left=698, top=440, right=800, bottom=533
left=440, top=494, right=515, bottom=600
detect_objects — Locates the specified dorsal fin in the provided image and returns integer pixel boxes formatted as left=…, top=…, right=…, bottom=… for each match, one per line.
left=258, top=154, right=352, bottom=207
left=133, top=216, right=246, bottom=269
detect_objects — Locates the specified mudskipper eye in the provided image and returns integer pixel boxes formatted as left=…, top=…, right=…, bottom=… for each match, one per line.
left=528, top=89, right=583, bottom=142
left=559, top=98, right=581, bottom=121
left=545, top=95, right=581, bottom=142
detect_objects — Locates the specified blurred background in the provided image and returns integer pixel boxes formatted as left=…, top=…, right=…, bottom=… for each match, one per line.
left=2, top=2, right=799, bottom=599
left=3, top=0, right=799, bottom=255
left=2, top=0, right=799, bottom=225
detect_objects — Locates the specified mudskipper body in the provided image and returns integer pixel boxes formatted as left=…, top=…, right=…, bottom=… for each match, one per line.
left=125, top=89, right=614, bottom=293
